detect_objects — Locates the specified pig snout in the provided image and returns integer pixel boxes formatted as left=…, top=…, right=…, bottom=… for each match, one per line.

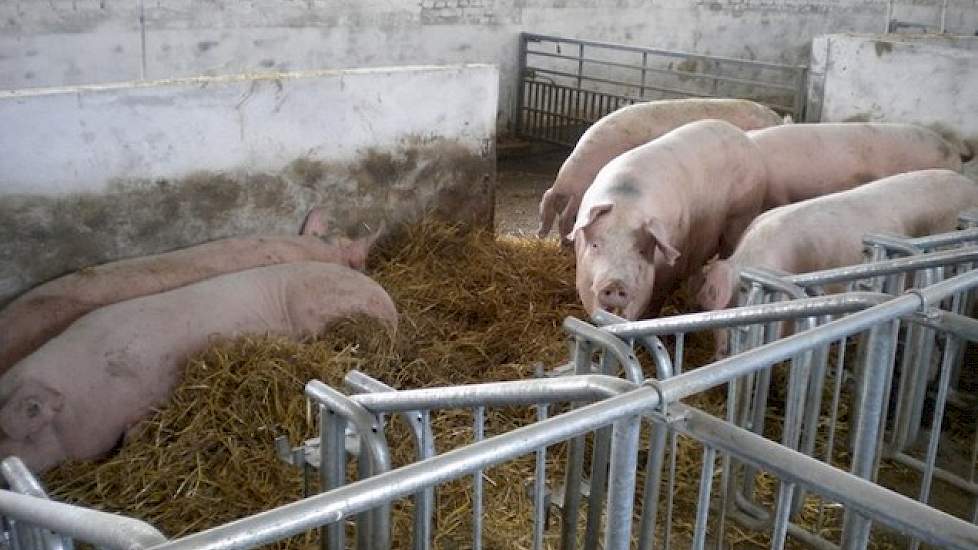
left=597, top=279, right=631, bottom=316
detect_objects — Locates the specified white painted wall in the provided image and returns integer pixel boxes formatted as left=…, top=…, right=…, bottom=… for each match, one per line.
left=0, top=64, right=498, bottom=304
left=4, top=1, right=978, bottom=130
left=808, top=33, right=978, bottom=147
left=0, top=65, right=496, bottom=194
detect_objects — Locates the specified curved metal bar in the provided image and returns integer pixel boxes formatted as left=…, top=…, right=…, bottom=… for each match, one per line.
left=343, top=371, right=433, bottom=550
left=1, top=458, right=47, bottom=498
left=0, top=490, right=166, bottom=550
left=863, top=233, right=922, bottom=257
left=591, top=308, right=673, bottom=379
left=305, top=380, right=392, bottom=550
left=350, top=375, right=636, bottom=413
left=562, top=317, right=644, bottom=383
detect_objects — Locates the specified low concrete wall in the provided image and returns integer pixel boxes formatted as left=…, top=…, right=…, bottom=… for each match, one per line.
left=808, top=33, right=978, bottom=151
left=0, top=64, right=497, bottom=305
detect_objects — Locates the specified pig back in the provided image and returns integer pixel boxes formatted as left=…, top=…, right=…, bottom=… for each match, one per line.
left=750, top=123, right=963, bottom=207
left=0, top=235, right=361, bottom=375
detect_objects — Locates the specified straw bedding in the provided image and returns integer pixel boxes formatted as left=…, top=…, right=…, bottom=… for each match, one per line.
left=38, top=222, right=958, bottom=549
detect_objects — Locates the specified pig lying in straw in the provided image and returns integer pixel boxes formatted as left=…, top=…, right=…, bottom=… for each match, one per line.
left=0, top=230, right=381, bottom=375
left=538, top=98, right=784, bottom=243
left=572, top=119, right=769, bottom=320
left=696, top=170, right=978, bottom=354
left=0, top=262, right=397, bottom=473
left=748, top=123, right=968, bottom=210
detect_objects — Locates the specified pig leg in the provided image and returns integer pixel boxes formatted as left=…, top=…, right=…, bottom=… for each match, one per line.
left=537, top=189, right=560, bottom=238
left=558, top=195, right=583, bottom=247
left=718, top=213, right=757, bottom=258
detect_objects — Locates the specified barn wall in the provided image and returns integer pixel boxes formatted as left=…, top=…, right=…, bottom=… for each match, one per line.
left=808, top=33, right=978, bottom=152
left=0, top=64, right=497, bottom=305
left=3, top=1, right=978, bottom=130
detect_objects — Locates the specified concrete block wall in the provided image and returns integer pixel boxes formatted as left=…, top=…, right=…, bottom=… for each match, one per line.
left=0, top=64, right=498, bottom=305
left=808, top=33, right=978, bottom=152
left=4, top=1, right=978, bottom=130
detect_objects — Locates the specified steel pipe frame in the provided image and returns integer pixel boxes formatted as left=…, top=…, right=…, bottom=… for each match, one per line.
left=146, top=270, right=978, bottom=550
left=0, top=491, right=165, bottom=550
left=1, top=458, right=70, bottom=550
left=305, top=381, right=392, bottom=550
left=343, top=371, right=434, bottom=550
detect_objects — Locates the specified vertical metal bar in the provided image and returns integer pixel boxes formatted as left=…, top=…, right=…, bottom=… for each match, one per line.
left=416, top=410, right=433, bottom=550
left=770, top=482, right=796, bottom=550
left=817, top=336, right=848, bottom=533
left=603, top=415, right=642, bottom=550
left=589, top=91, right=598, bottom=124
left=640, top=51, right=648, bottom=97
left=638, top=425, right=669, bottom=550
left=692, top=446, right=717, bottom=550
left=584, top=353, right=615, bottom=550
left=663, top=430, right=679, bottom=550
left=515, top=32, right=528, bottom=136
left=910, top=330, right=960, bottom=549
left=577, top=43, right=584, bottom=89
left=356, top=451, right=372, bottom=550
left=533, top=364, right=549, bottom=550
left=473, top=407, right=485, bottom=550
left=841, top=320, right=898, bottom=550
left=322, top=408, right=345, bottom=550
left=560, top=338, right=591, bottom=550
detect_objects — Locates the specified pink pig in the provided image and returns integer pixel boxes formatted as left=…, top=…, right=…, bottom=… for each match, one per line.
left=0, top=231, right=381, bottom=375
left=0, top=262, right=397, bottom=474
left=539, top=98, right=784, bottom=243
left=749, top=123, right=966, bottom=210
left=572, top=119, right=769, bottom=320
left=697, top=170, right=978, bottom=355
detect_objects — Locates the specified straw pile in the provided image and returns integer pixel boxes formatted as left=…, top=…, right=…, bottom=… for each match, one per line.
left=38, top=221, right=943, bottom=549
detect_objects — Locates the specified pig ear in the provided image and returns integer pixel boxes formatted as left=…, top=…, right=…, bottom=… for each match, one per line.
left=697, top=261, right=736, bottom=310
left=644, top=217, right=681, bottom=266
left=0, top=385, right=63, bottom=441
left=299, top=208, right=328, bottom=237
left=348, top=221, right=386, bottom=271
left=567, top=203, right=613, bottom=242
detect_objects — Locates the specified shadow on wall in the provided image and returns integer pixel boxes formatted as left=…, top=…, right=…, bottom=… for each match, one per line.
left=0, top=136, right=495, bottom=306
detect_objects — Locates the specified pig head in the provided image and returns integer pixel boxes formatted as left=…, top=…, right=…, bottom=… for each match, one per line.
left=0, top=381, right=70, bottom=474
left=571, top=202, right=680, bottom=320
left=300, top=208, right=385, bottom=270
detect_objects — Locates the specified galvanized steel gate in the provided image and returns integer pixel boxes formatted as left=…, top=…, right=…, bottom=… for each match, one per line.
left=514, top=32, right=809, bottom=147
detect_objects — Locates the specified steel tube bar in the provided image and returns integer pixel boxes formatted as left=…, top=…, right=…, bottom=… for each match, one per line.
left=591, top=308, right=673, bottom=379
left=603, top=416, right=642, bottom=550
left=603, top=293, right=889, bottom=338
left=637, top=424, right=668, bottom=550
left=692, top=446, right=717, bottom=550
left=523, top=32, right=805, bottom=70
left=322, top=408, right=345, bottom=550
left=787, top=246, right=978, bottom=287
left=524, top=50, right=798, bottom=90
left=0, top=491, right=166, bottom=550
left=563, top=317, right=643, bottom=383
left=350, top=376, right=634, bottom=413
left=473, top=406, right=484, bottom=550
left=343, top=371, right=433, bottom=550
left=672, top=404, right=978, bottom=550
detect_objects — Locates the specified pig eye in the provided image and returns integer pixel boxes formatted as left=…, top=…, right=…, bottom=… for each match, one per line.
left=25, top=401, right=40, bottom=418
left=591, top=242, right=598, bottom=249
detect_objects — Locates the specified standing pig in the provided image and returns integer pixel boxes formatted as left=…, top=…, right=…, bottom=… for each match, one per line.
left=0, top=262, right=397, bottom=474
left=697, top=169, right=978, bottom=326
left=572, top=119, right=768, bottom=320
left=749, top=123, right=966, bottom=209
left=0, top=231, right=381, bottom=375
left=538, top=98, right=784, bottom=243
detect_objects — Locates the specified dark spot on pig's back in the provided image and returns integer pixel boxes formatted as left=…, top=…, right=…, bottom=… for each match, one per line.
left=608, top=178, right=641, bottom=197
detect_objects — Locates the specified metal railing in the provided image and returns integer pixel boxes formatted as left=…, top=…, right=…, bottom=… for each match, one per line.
left=515, top=32, right=809, bottom=146
left=6, top=233, right=978, bottom=550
